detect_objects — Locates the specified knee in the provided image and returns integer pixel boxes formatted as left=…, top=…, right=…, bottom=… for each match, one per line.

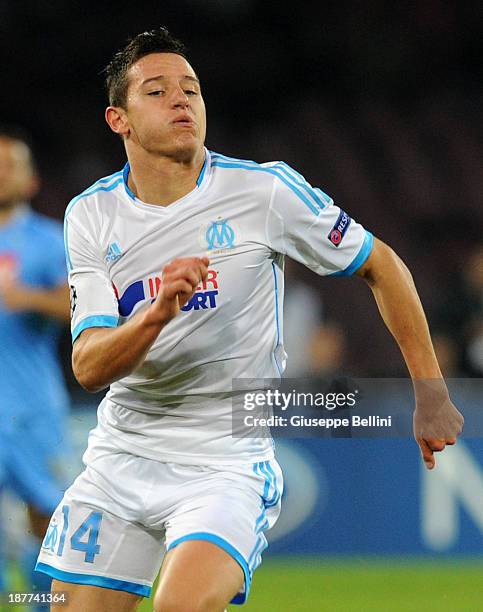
left=154, top=589, right=225, bottom=612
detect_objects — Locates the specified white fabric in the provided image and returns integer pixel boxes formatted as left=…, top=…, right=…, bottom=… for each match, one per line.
left=65, top=149, right=372, bottom=463
left=37, top=431, right=283, bottom=603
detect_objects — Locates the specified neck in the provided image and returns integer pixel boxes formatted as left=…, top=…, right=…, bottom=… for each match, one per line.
left=126, top=147, right=205, bottom=206
left=0, top=202, right=20, bottom=226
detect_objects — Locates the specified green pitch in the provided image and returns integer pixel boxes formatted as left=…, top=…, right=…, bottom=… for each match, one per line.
left=4, top=557, right=483, bottom=611
left=138, top=557, right=483, bottom=612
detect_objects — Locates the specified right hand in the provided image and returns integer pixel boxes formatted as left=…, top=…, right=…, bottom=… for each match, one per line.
left=146, top=256, right=209, bottom=325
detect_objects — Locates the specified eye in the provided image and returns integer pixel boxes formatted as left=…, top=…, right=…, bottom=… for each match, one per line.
left=185, top=89, right=198, bottom=96
left=148, top=90, right=164, bottom=96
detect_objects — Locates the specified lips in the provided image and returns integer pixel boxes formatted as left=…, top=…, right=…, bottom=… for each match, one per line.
left=172, top=113, right=195, bottom=126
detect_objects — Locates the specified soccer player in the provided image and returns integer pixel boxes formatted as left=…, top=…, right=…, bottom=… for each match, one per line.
left=36, top=28, right=463, bottom=612
left=0, top=128, right=71, bottom=598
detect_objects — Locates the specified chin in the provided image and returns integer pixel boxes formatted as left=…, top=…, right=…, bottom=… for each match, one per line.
left=166, top=138, right=202, bottom=162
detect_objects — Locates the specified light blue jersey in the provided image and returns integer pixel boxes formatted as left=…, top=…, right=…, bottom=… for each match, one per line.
left=0, top=206, right=69, bottom=511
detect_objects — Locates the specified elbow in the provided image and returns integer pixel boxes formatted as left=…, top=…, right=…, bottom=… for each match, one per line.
left=359, top=238, right=413, bottom=287
left=73, top=366, right=105, bottom=393
left=77, top=375, right=106, bottom=394
left=72, top=347, right=106, bottom=393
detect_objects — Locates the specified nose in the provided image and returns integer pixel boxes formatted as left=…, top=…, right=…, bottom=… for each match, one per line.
left=171, top=85, right=189, bottom=108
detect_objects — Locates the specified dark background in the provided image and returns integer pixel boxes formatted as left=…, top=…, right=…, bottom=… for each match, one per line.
left=2, top=0, right=482, bottom=384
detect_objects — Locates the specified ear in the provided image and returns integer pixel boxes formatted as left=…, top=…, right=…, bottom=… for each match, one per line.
left=105, top=106, right=130, bottom=137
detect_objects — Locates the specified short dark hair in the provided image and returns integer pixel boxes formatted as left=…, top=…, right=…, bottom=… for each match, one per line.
left=104, top=27, right=188, bottom=109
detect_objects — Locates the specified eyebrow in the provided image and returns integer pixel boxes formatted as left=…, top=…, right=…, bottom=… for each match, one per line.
left=141, top=74, right=200, bottom=86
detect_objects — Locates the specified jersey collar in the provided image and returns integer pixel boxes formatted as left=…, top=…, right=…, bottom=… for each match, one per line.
left=122, top=148, right=211, bottom=203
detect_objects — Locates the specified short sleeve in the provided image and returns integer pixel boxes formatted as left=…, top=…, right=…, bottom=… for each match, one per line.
left=65, top=209, right=119, bottom=343
left=266, top=163, right=373, bottom=276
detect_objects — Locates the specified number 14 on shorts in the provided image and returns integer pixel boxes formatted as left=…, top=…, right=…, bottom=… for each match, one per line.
left=43, top=505, right=103, bottom=563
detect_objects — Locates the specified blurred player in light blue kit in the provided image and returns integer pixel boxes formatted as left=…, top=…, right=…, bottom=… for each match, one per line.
left=0, top=128, right=71, bottom=600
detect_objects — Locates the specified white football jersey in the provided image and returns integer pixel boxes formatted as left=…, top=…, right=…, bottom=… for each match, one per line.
left=65, top=149, right=373, bottom=464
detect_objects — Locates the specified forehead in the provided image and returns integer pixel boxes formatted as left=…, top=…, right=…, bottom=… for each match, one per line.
left=127, top=53, right=197, bottom=87
left=0, top=138, right=30, bottom=166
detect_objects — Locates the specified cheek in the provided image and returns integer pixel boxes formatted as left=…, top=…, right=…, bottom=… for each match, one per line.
left=129, top=110, right=166, bottom=140
left=0, top=181, right=18, bottom=199
left=197, top=101, right=207, bottom=137
left=0, top=171, right=16, bottom=189
left=0, top=162, right=14, bottom=181
left=8, top=176, right=28, bottom=196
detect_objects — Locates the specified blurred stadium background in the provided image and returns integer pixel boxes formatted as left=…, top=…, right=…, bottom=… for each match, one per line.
left=1, top=1, right=482, bottom=610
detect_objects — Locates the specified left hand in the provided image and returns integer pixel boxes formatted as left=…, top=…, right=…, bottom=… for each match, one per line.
left=0, top=278, right=34, bottom=312
left=413, top=380, right=464, bottom=470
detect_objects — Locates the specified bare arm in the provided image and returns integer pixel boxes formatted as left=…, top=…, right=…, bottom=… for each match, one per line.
left=72, top=256, right=209, bottom=393
left=0, top=282, right=71, bottom=323
left=355, top=237, right=464, bottom=468
left=355, top=238, right=441, bottom=379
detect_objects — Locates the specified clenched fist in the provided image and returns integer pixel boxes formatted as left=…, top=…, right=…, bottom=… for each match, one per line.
left=413, top=379, right=464, bottom=470
left=146, top=256, right=210, bottom=326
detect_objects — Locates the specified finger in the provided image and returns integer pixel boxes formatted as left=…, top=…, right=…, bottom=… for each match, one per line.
left=183, top=267, right=203, bottom=288
left=163, top=280, right=194, bottom=300
left=426, top=438, right=446, bottom=452
left=198, top=260, right=209, bottom=281
left=165, top=267, right=200, bottom=290
left=417, top=438, right=435, bottom=470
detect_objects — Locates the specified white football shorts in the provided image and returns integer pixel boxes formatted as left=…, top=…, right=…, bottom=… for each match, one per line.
left=36, top=432, right=283, bottom=605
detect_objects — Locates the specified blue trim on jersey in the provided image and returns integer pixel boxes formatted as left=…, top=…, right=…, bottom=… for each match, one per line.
left=65, top=173, right=124, bottom=217
left=64, top=173, right=124, bottom=271
left=64, top=218, right=73, bottom=272
left=167, top=532, right=250, bottom=605
left=122, top=153, right=207, bottom=200
left=211, top=155, right=321, bottom=216
left=35, top=562, right=151, bottom=597
left=275, top=162, right=328, bottom=211
left=196, top=155, right=208, bottom=186
left=210, top=152, right=328, bottom=213
left=330, top=231, right=374, bottom=277
left=315, top=187, right=333, bottom=205
left=122, top=163, right=136, bottom=200
left=210, top=151, right=257, bottom=164
left=271, top=262, right=282, bottom=377
left=72, top=315, right=119, bottom=344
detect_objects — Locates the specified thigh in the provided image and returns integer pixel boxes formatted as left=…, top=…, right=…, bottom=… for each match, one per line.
left=154, top=540, right=243, bottom=612
left=51, top=579, right=142, bottom=612
left=158, top=458, right=284, bottom=607
left=36, top=480, right=164, bottom=601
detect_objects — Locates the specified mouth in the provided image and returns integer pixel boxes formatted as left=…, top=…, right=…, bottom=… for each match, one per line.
left=171, top=114, right=195, bottom=127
